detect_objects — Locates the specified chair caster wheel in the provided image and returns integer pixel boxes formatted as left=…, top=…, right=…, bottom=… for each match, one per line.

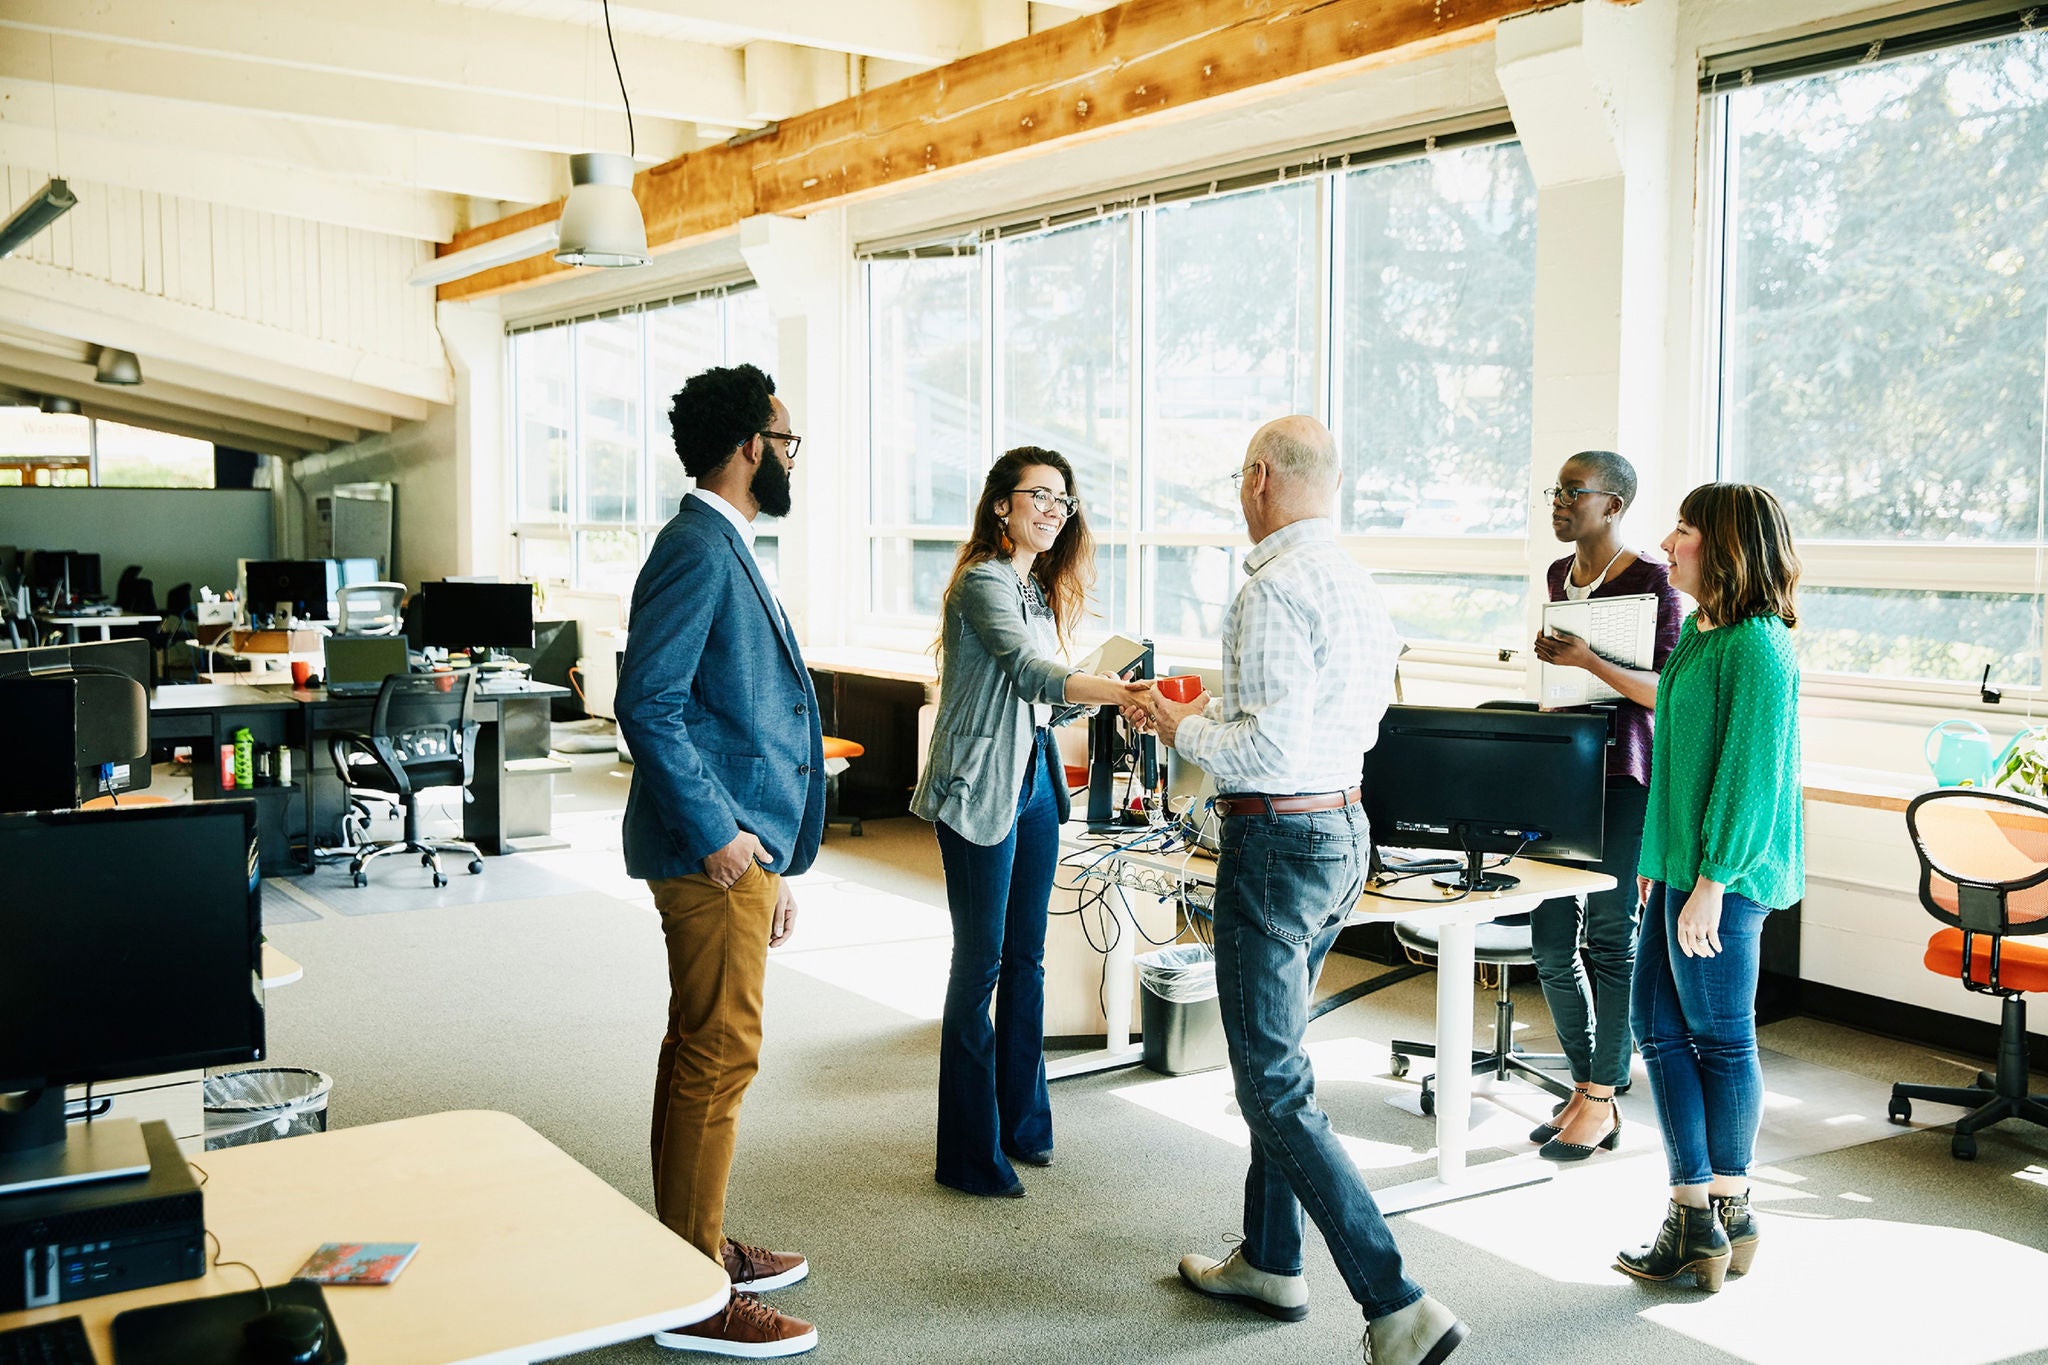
left=1887, top=1097, right=1911, bottom=1125
left=469, top=859, right=484, bottom=874
left=1419, top=1085, right=1436, bottom=1117
left=421, top=853, right=434, bottom=867
left=1952, top=1133, right=1977, bottom=1161
left=1390, top=1054, right=1410, bottom=1079
left=352, top=872, right=367, bottom=887
left=433, top=873, right=448, bottom=888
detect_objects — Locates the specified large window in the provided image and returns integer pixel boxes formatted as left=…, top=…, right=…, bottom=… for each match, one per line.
left=863, top=139, right=1538, bottom=653
left=1710, top=26, right=2048, bottom=688
left=0, top=410, right=214, bottom=488
left=510, top=286, right=778, bottom=597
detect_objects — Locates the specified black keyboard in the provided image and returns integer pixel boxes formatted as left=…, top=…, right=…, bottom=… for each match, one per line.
left=0, top=1317, right=96, bottom=1365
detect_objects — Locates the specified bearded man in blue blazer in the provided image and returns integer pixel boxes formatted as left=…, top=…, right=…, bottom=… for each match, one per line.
left=616, top=363, right=826, bottom=1359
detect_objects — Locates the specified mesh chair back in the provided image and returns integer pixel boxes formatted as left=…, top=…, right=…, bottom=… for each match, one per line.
left=368, top=671, right=477, bottom=793
left=1907, top=789, right=2048, bottom=936
left=339, top=583, right=408, bottom=636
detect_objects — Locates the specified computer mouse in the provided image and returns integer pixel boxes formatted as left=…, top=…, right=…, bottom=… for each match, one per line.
left=242, top=1303, right=328, bottom=1364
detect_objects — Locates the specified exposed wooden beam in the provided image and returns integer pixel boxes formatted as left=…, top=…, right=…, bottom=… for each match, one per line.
left=438, top=0, right=1561, bottom=301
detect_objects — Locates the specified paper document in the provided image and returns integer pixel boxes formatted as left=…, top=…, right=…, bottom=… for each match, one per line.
left=1538, top=593, right=1658, bottom=710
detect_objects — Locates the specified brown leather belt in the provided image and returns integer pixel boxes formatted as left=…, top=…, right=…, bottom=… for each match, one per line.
left=1213, top=787, right=1362, bottom=819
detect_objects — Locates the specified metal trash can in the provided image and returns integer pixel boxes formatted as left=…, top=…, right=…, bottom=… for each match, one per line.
left=1137, top=944, right=1227, bottom=1076
left=203, top=1066, right=333, bottom=1149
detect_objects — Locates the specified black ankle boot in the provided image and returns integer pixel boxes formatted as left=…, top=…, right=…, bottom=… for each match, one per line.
left=1710, top=1192, right=1758, bottom=1276
left=1616, top=1200, right=1730, bottom=1292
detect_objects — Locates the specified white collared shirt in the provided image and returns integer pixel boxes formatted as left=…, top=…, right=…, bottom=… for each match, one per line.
left=689, top=488, right=756, bottom=554
left=1174, top=517, right=1400, bottom=795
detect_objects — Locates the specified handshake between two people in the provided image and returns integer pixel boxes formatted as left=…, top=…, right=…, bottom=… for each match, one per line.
left=1111, top=674, right=1206, bottom=748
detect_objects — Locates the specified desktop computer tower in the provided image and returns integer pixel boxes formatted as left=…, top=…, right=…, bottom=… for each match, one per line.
left=0, top=1122, right=205, bottom=1311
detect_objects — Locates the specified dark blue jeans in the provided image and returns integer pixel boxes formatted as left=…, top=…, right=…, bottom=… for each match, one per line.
left=1212, top=804, right=1423, bottom=1319
left=932, top=730, right=1057, bottom=1195
left=1631, top=882, right=1772, bottom=1185
left=1529, top=779, right=1648, bottom=1087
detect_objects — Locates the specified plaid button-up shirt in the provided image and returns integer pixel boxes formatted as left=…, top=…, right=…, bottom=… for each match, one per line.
left=1175, top=517, right=1400, bottom=795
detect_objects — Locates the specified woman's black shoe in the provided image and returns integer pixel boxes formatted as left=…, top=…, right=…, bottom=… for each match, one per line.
left=1539, top=1093, right=1620, bottom=1161
left=1710, top=1191, right=1758, bottom=1276
left=1004, top=1148, right=1053, bottom=1167
left=1616, top=1200, right=1730, bottom=1293
left=936, top=1173, right=1026, bottom=1199
left=1528, top=1087, right=1586, bottom=1144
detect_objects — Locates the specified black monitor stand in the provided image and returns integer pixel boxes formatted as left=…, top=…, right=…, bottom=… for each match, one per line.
left=0, top=1089, right=150, bottom=1198
left=1430, top=839, right=1521, bottom=894
left=1085, top=640, right=1154, bottom=831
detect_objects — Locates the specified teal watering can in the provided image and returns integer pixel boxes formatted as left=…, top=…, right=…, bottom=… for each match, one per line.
left=1925, top=718, right=1995, bottom=788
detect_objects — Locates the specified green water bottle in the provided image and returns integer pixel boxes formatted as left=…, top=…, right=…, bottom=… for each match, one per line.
left=233, top=726, right=255, bottom=790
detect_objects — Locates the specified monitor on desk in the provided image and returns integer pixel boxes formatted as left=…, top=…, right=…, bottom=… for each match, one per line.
left=241, top=559, right=333, bottom=623
left=334, top=556, right=382, bottom=589
left=26, top=550, right=101, bottom=606
left=0, top=638, right=153, bottom=809
left=0, top=802, right=265, bottom=1195
left=418, top=580, right=534, bottom=655
left=1361, top=704, right=1606, bottom=893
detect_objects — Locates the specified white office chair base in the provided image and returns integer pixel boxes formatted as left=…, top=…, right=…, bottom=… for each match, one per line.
left=349, top=835, right=486, bottom=888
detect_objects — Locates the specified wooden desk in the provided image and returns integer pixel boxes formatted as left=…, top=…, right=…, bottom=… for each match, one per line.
left=802, top=648, right=936, bottom=822
left=0, top=1110, right=729, bottom=1364
left=1064, top=831, right=1613, bottom=1212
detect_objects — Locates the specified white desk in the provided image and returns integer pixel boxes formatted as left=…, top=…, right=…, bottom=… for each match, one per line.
left=1066, top=832, right=1613, bottom=1211
left=0, top=1110, right=729, bottom=1364
left=37, top=612, right=160, bottom=643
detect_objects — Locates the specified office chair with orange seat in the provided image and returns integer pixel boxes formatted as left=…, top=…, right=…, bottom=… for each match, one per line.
left=1887, top=788, right=2048, bottom=1159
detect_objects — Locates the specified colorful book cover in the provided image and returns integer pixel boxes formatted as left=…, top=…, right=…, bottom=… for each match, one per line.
left=292, top=1242, right=421, bottom=1285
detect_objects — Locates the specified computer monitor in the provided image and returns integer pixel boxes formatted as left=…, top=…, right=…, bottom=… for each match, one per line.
left=26, top=550, right=100, bottom=605
left=242, top=559, right=332, bottom=623
left=335, top=557, right=382, bottom=588
left=1361, top=704, right=1607, bottom=892
left=0, top=639, right=153, bottom=809
left=419, top=580, right=535, bottom=653
left=0, top=802, right=265, bottom=1194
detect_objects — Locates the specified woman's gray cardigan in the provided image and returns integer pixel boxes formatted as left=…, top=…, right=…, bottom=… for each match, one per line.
left=910, top=561, right=1075, bottom=846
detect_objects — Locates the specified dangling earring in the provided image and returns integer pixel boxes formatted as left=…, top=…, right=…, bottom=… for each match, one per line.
left=998, top=522, right=1014, bottom=556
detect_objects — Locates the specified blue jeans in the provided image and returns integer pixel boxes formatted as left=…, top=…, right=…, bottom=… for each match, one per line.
left=1212, top=804, right=1423, bottom=1319
left=932, top=729, right=1057, bottom=1195
left=1529, top=779, right=1648, bottom=1088
left=1631, top=882, right=1773, bottom=1185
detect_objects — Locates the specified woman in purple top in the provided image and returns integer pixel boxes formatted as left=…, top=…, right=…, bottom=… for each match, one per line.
left=1525, top=451, right=1684, bottom=1160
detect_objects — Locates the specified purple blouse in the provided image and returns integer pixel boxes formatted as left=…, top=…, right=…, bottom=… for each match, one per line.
left=1546, top=553, right=1684, bottom=787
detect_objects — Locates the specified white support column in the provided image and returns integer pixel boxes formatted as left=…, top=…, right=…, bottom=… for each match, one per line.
left=436, top=301, right=506, bottom=578
left=1496, top=0, right=1679, bottom=684
left=740, top=210, right=853, bottom=651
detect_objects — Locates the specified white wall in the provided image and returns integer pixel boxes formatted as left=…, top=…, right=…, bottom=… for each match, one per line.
left=287, top=409, right=459, bottom=589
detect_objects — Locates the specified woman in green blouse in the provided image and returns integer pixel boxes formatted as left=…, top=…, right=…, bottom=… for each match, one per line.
left=1617, top=483, right=1803, bottom=1296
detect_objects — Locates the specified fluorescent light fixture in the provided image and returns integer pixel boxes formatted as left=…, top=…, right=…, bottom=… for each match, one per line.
left=94, top=347, right=143, bottom=386
left=408, top=222, right=562, bottom=288
left=555, top=153, right=649, bottom=269
left=0, top=179, right=77, bottom=259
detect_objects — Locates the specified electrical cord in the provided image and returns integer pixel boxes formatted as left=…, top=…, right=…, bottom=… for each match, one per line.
left=599, top=0, right=635, bottom=160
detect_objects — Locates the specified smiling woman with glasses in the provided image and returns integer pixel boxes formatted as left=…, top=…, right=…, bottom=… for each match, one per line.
left=909, top=446, right=1144, bottom=1200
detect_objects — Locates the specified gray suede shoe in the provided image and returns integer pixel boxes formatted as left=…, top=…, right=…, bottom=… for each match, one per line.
left=1177, top=1246, right=1308, bottom=1322
left=1364, top=1294, right=1467, bottom=1365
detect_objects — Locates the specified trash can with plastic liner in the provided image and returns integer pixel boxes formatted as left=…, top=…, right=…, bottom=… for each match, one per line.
left=1137, top=944, right=1227, bottom=1075
left=203, top=1066, right=332, bottom=1149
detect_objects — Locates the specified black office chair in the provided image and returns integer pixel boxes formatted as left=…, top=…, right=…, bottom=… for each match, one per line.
left=328, top=672, right=486, bottom=888
left=114, top=564, right=155, bottom=614
left=1887, top=788, right=2048, bottom=1159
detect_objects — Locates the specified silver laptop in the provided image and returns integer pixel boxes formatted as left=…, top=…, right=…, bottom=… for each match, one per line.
left=323, top=634, right=410, bottom=696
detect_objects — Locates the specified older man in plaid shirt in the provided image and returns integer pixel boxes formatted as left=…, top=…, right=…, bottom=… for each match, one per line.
left=1138, top=416, right=1467, bottom=1365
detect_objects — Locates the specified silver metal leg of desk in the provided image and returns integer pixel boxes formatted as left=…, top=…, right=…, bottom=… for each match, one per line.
left=1047, top=882, right=1147, bottom=1081
left=1369, top=915, right=1552, bottom=1213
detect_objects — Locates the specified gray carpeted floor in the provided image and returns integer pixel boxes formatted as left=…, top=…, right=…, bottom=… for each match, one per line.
left=247, top=756, right=2048, bottom=1365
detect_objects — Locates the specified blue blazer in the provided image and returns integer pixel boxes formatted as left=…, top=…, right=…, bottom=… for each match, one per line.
left=616, top=496, right=825, bottom=881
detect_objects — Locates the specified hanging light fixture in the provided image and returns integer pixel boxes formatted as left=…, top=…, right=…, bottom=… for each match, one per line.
left=555, top=0, right=649, bottom=269
left=0, top=179, right=76, bottom=259
left=94, top=346, right=143, bottom=386
left=39, top=395, right=82, bottom=415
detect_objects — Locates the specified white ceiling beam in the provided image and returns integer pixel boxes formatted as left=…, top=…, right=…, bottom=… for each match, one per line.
left=0, top=362, right=332, bottom=452
left=0, top=32, right=706, bottom=160
left=589, top=0, right=993, bottom=65
left=0, top=122, right=457, bottom=242
left=742, top=42, right=851, bottom=123
left=0, top=343, right=362, bottom=445
left=0, top=258, right=448, bottom=418
left=1, top=1, right=757, bottom=131
left=0, top=80, right=571, bottom=206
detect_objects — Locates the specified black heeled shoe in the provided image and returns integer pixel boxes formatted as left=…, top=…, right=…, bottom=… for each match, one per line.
left=1616, top=1200, right=1730, bottom=1292
left=1528, top=1085, right=1588, bottom=1144
left=1710, top=1191, right=1758, bottom=1276
left=1539, top=1093, right=1620, bottom=1161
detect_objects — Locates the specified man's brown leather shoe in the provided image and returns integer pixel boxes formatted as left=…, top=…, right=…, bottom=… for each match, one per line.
left=653, top=1292, right=818, bottom=1356
left=722, top=1237, right=808, bottom=1292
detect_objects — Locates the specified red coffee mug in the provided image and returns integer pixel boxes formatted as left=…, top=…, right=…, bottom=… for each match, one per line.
left=1157, top=674, right=1203, bottom=704
left=291, top=660, right=312, bottom=687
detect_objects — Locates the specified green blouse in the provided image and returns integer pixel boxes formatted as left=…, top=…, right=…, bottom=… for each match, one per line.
left=1638, top=613, right=1805, bottom=910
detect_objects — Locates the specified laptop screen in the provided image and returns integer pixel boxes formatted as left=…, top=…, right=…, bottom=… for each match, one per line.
left=323, top=635, right=409, bottom=690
